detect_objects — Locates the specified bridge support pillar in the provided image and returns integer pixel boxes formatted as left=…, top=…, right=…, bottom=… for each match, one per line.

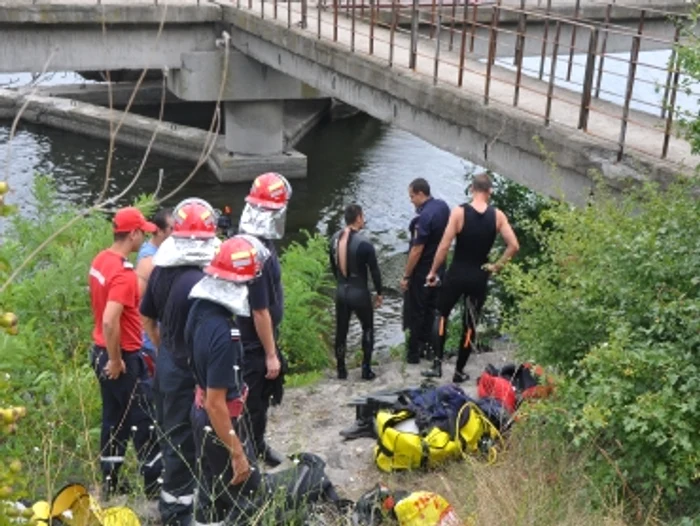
left=225, top=100, right=284, bottom=155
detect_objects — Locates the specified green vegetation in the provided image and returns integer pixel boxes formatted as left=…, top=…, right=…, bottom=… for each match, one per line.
left=502, top=179, right=700, bottom=520
left=676, top=5, right=700, bottom=155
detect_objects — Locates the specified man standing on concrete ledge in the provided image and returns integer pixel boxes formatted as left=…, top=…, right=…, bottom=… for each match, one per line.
left=329, top=204, right=383, bottom=381
left=423, top=173, right=519, bottom=382
left=236, top=172, right=292, bottom=468
left=400, top=178, right=449, bottom=365
left=88, top=207, right=162, bottom=501
left=140, top=198, right=220, bottom=526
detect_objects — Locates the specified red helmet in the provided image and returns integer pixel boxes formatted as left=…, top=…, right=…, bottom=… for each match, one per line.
left=204, top=235, right=268, bottom=283
left=172, top=198, right=217, bottom=239
left=245, top=172, right=292, bottom=210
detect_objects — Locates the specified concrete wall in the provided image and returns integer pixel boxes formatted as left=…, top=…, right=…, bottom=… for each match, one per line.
left=223, top=8, right=691, bottom=204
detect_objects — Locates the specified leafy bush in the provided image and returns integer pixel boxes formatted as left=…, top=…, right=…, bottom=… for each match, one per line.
left=278, top=232, right=334, bottom=373
left=503, top=180, right=700, bottom=516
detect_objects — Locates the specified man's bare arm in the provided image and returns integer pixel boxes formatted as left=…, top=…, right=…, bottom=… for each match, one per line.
left=428, top=207, right=461, bottom=277
left=135, top=257, right=155, bottom=297
left=204, top=388, right=250, bottom=485
left=253, top=309, right=280, bottom=380
left=487, top=210, right=520, bottom=272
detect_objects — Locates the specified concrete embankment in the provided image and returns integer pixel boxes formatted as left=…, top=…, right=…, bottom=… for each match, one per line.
left=0, top=88, right=331, bottom=182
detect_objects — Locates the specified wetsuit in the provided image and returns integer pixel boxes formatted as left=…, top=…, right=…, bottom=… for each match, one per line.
left=185, top=299, right=263, bottom=526
left=329, top=229, right=383, bottom=379
left=140, top=266, right=204, bottom=526
left=433, top=204, right=497, bottom=378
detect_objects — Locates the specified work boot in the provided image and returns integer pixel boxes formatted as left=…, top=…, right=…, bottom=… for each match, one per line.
left=335, top=347, right=348, bottom=380
left=339, top=418, right=374, bottom=440
left=452, top=370, right=470, bottom=383
left=260, top=445, right=285, bottom=467
left=361, top=365, right=376, bottom=381
left=421, top=359, right=442, bottom=378
left=337, top=363, right=348, bottom=380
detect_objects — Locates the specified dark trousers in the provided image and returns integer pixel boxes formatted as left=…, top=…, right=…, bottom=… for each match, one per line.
left=155, top=348, right=196, bottom=526
left=433, top=273, right=488, bottom=372
left=405, top=271, right=439, bottom=362
left=334, top=284, right=374, bottom=368
left=191, top=406, right=263, bottom=525
left=242, top=348, right=272, bottom=459
left=91, top=346, right=162, bottom=494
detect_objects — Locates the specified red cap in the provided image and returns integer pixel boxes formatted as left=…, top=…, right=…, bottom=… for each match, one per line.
left=113, top=207, right=157, bottom=233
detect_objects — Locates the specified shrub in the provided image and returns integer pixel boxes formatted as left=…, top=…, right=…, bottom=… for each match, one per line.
left=503, top=180, right=700, bottom=516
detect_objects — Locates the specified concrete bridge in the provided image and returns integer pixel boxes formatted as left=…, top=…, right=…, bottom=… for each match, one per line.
left=0, top=0, right=697, bottom=202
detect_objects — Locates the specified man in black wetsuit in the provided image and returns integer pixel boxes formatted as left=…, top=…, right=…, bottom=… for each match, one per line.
left=330, top=204, right=383, bottom=381
left=423, top=173, right=520, bottom=381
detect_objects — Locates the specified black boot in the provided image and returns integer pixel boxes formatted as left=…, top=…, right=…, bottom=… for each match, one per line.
left=335, top=347, right=347, bottom=380
left=361, top=365, right=376, bottom=381
left=452, top=370, right=470, bottom=383
left=340, top=404, right=375, bottom=440
left=421, top=359, right=442, bottom=378
left=260, top=445, right=285, bottom=467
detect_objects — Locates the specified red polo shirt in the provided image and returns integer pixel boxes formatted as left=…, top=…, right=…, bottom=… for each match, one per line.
left=89, top=249, right=143, bottom=352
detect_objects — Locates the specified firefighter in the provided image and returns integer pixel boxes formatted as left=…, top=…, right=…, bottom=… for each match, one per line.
left=140, top=198, right=220, bottom=526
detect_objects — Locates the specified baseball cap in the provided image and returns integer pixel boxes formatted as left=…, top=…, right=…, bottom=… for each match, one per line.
left=113, top=207, right=157, bottom=233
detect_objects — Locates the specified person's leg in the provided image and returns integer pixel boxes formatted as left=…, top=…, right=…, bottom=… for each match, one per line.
left=333, top=286, right=352, bottom=380
left=122, top=352, right=162, bottom=499
left=92, top=347, right=130, bottom=498
left=454, top=286, right=487, bottom=382
left=406, top=276, right=427, bottom=364
left=422, top=277, right=463, bottom=378
left=158, top=349, right=197, bottom=526
left=354, top=294, right=376, bottom=380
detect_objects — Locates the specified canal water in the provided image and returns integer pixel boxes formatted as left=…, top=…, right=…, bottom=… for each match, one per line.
left=0, top=84, right=476, bottom=350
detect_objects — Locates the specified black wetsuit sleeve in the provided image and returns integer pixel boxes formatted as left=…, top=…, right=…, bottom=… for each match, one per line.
left=329, top=237, right=338, bottom=280
left=364, top=242, right=383, bottom=295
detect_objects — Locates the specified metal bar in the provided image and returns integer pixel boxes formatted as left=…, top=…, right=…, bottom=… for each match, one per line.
left=361, top=0, right=365, bottom=20
left=484, top=6, right=499, bottom=105
left=287, top=0, right=291, bottom=27
left=274, top=0, right=278, bottom=19
left=661, top=26, right=681, bottom=120
left=346, top=0, right=350, bottom=19
left=434, top=0, right=444, bottom=85
left=369, top=0, right=376, bottom=54
left=514, top=0, right=525, bottom=65
left=302, top=0, right=308, bottom=26
left=389, top=0, right=397, bottom=67
left=261, top=0, right=265, bottom=19
left=449, top=1, right=457, bottom=51
left=430, top=0, right=436, bottom=39
left=594, top=3, right=612, bottom=98
left=662, top=46, right=681, bottom=158
left=248, top=0, right=252, bottom=10
left=490, top=2, right=501, bottom=67
left=513, top=12, right=528, bottom=107
left=458, top=0, right=469, bottom=87
left=410, top=0, right=420, bottom=69
left=617, top=35, right=641, bottom=161
left=469, top=3, right=478, bottom=52
left=351, top=0, right=356, bottom=51
left=538, top=0, right=551, bottom=80
left=333, top=0, right=339, bottom=41
left=578, top=27, right=599, bottom=130
left=545, top=21, right=561, bottom=126
left=566, top=0, right=581, bottom=81
left=318, top=0, right=322, bottom=38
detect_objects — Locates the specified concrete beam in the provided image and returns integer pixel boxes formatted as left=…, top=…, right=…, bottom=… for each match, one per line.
left=167, top=50, right=322, bottom=101
left=223, top=8, right=692, bottom=204
left=0, top=25, right=218, bottom=73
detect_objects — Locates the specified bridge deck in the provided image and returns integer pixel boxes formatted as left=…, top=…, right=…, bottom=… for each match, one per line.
left=227, top=0, right=698, bottom=171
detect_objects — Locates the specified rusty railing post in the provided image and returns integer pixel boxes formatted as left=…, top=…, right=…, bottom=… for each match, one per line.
left=578, top=27, right=598, bottom=130
left=287, top=0, right=291, bottom=27
left=302, top=0, right=308, bottom=28
left=333, top=0, right=339, bottom=41
left=317, top=0, right=322, bottom=37
left=430, top=0, right=437, bottom=39
left=661, top=25, right=681, bottom=120
left=370, top=0, right=376, bottom=54
left=261, top=0, right=266, bottom=19
left=351, top=0, right=356, bottom=51
left=513, top=12, right=528, bottom=107
left=274, top=0, right=278, bottom=19
left=389, top=0, right=398, bottom=67
left=410, top=0, right=420, bottom=69
left=458, top=0, right=469, bottom=87
left=662, top=43, right=681, bottom=158
left=248, top=0, right=252, bottom=11
left=566, top=0, right=580, bottom=81
left=469, top=2, right=478, bottom=52
left=433, top=0, right=444, bottom=85
left=545, top=21, right=561, bottom=126
left=538, top=0, right=552, bottom=80
left=513, top=0, right=525, bottom=65
left=484, top=6, right=499, bottom=105
left=594, top=2, right=612, bottom=98
left=617, top=34, right=641, bottom=161
left=361, top=0, right=365, bottom=20
left=449, top=0, right=457, bottom=51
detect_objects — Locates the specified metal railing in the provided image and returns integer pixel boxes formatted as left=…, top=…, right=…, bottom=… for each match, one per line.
left=227, top=0, right=697, bottom=164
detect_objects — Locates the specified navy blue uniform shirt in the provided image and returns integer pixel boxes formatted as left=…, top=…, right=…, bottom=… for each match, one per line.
left=236, top=240, right=284, bottom=350
left=410, top=197, right=450, bottom=275
left=140, top=265, right=204, bottom=369
left=185, top=299, right=245, bottom=400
